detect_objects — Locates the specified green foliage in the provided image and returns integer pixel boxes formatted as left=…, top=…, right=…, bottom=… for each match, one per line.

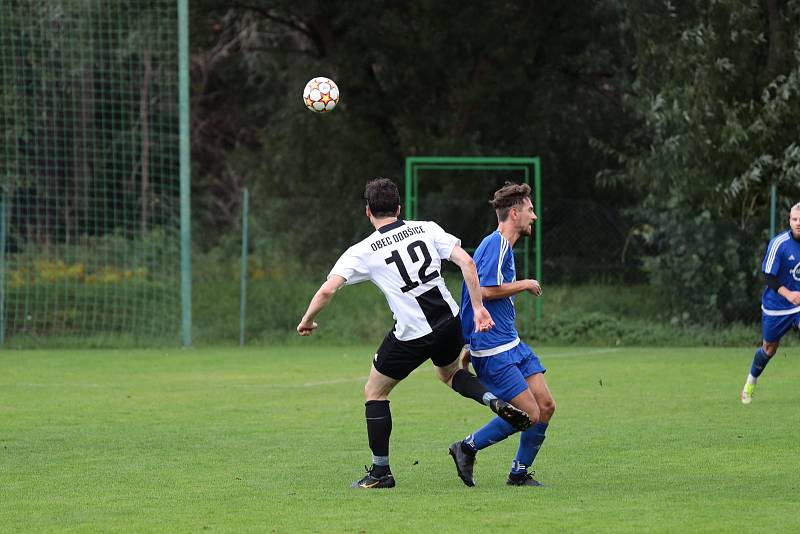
left=1, top=1, right=180, bottom=238
left=191, top=235, right=394, bottom=345
left=189, top=0, right=635, bottom=269
left=0, top=1, right=182, bottom=345
left=10, top=1, right=800, bottom=346
left=598, top=0, right=800, bottom=321
left=187, top=245, right=765, bottom=346
left=3, top=282, right=177, bottom=343
left=531, top=312, right=759, bottom=347
left=535, top=282, right=762, bottom=346
left=641, top=209, right=763, bottom=323
left=2, top=230, right=179, bottom=344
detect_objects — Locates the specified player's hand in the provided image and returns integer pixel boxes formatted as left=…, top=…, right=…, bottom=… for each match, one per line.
left=527, top=279, right=542, bottom=296
left=473, top=306, right=494, bottom=333
left=296, top=319, right=318, bottom=336
left=787, top=291, right=800, bottom=306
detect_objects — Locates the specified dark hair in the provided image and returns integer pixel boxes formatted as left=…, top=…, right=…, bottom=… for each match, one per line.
left=490, top=182, right=531, bottom=221
left=364, top=178, right=400, bottom=217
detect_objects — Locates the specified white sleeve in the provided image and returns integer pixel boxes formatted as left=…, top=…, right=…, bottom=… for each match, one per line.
left=328, top=245, right=370, bottom=285
left=425, top=221, right=461, bottom=260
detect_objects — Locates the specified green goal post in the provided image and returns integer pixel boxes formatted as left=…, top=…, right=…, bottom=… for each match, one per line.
left=404, top=156, right=542, bottom=336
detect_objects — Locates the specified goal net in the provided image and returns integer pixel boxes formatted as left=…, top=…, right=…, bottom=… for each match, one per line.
left=0, top=1, right=183, bottom=346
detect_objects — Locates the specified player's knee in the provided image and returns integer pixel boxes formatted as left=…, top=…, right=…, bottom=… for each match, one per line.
left=364, top=383, right=387, bottom=401
left=763, top=343, right=779, bottom=357
left=435, top=363, right=459, bottom=385
left=437, top=369, right=456, bottom=385
left=525, top=404, right=541, bottom=425
left=541, top=398, right=556, bottom=420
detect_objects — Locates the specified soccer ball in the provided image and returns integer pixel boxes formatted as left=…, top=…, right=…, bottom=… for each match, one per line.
left=303, top=77, right=339, bottom=113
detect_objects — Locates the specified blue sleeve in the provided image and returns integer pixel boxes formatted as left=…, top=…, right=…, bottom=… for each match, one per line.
left=762, top=236, right=783, bottom=276
left=502, top=247, right=516, bottom=283
left=475, top=234, right=508, bottom=287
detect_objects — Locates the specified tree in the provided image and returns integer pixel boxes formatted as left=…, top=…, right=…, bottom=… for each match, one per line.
left=189, top=0, right=636, bottom=271
left=599, top=0, right=800, bottom=322
left=1, top=0, right=179, bottom=247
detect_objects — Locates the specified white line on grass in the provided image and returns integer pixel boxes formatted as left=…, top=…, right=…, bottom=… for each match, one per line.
left=9, top=349, right=622, bottom=391
left=289, top=348, right=623, bottom=388
left=299, top=377, right=367, bottom=387
left=540, top=348, right=621, bottom=358
left=10, top=382, right=109, bottom=388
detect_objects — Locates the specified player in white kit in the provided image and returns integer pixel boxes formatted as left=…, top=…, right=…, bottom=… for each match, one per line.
left=297, top=178, right=530, bottom=489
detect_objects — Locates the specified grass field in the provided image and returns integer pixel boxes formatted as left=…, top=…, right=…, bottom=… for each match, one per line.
left=1, top=345, right=798, bottom=532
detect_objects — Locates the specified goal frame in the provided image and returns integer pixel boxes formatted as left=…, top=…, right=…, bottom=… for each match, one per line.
left=404, top=156, right=542, bottom=335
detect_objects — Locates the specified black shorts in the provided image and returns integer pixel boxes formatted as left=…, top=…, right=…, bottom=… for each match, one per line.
left=374, top=315, right=465, bottom=380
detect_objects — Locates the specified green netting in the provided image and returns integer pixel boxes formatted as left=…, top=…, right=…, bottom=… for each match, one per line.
left=0, top=1, right=181, bottom=346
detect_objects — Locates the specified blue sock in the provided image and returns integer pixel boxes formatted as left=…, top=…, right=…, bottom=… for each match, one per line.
left=511, top=421, right=548, bottom=475
left=750, top=347, right=771, bottom=378
left=463, top=416, right=516, bottom=453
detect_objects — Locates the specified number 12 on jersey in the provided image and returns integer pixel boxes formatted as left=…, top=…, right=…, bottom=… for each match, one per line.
left=384, top=240, right=439, bottom=293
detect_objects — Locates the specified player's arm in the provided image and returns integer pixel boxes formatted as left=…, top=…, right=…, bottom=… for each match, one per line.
left=296, top=275, right=347, bottom=336
left=449, top=246, right=494, bottom=332
left=481, top=279, right=542, bottom=300
left=765, top=273, right=800, bottom=305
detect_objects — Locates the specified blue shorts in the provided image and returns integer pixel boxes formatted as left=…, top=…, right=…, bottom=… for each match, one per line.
left=469, top=342, right=545, bottom=402
left=762, top=311, right=800, bottom=342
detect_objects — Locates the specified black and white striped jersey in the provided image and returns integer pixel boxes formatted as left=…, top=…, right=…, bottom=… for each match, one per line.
left=328, top=219, right=461, bottom=341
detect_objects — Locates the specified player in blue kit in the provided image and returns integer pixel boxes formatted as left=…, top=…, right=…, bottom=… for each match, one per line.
left=449, top=182, right=555, bottom=487
left=740, top=202, right=800, bottom=404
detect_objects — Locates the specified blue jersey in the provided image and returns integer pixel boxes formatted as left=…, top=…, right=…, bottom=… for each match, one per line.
left=761, top=229, right=800, bottom=314
left=460, top=231, right=519, bottom=352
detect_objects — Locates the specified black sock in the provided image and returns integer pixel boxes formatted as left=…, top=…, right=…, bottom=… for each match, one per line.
left=451, top=368, right=489, bottom=406
left=365, top=400, right=391, bottom=463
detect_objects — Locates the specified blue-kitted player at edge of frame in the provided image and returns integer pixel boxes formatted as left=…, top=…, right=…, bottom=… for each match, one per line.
left=449, top=182, right=556, bottom=487
left=741, top=201, right=800, bottom=404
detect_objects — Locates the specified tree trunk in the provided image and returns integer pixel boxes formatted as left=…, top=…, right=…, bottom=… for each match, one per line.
left=140, top=50, right=152, bottom=236
left=73, top=67, right=93, bottom=238
left=763, top=0, right=790, bottom=83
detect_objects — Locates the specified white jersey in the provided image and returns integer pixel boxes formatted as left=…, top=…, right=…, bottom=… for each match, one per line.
left=329, top=219, right=461, bottom=341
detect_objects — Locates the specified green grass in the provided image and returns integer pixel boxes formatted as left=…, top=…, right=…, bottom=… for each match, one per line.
left=1, top=346, right=799, bottom=532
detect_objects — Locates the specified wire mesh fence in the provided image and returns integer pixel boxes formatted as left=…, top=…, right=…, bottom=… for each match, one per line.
left=0, top=0, right=181, bottom=345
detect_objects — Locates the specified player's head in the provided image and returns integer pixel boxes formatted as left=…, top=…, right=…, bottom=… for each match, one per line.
left=364, top=178, right=400, bottom=219
left=790, top=202, right=800, bottom=239
left=491, top=182, right=536, bottom=236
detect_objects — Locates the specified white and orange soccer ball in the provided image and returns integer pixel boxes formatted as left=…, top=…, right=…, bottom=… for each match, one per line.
left=302, top=76, right=339, bottom=113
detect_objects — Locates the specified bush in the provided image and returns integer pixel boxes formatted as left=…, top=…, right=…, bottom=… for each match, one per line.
left=529, top=312, right=759, bottom=347
left=190, top=247, right=769, bottom=347
left=641, top=209, right=763, bottom=325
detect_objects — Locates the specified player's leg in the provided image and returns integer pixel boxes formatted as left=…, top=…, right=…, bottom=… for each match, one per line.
left=436, top=357, right=531, bottom=428
left=509, top=345, right=551, bottom=487
left=449, top=351, right=535, bottom=486
left=353, top=332, right=421, bottom=489
left=352, top=364, right=399, bottom=489
left=741, top=340, right=778, bottom=404
left=431, top=319, right=490, bottom=398
left=740, top=312, right=792, bottom=404
left=431, top=317, right=530, bottom=431
left=529, top=372, right=556, bottom=422
left=508, top=377, right=553, bottom=486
